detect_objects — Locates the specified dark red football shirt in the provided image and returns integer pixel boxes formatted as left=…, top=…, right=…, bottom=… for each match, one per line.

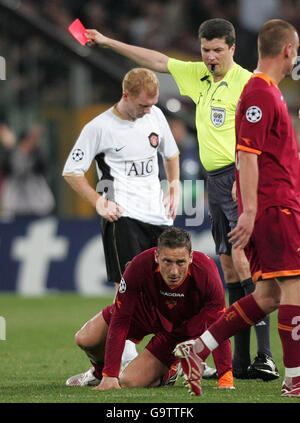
left=103, top=247, right=231, bottom=377
left=235, top=73, right=300, bottom=220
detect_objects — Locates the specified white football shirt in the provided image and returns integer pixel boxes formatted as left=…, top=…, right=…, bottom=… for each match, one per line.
left=63, top=105, right=179, bottom=225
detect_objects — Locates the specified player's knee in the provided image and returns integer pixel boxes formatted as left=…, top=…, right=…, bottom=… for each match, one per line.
left=267, top=295, right=280, bottom=312
left=74, top=330, right=85, bottom=348
left=223, top=266, right=239, bottom=283
left=253, top=293, right=279, bottom=314
left=119, top=373, right=139, bottom=388
left=74, top=329, right=96, bottom=350
left=220, top=255, right=239, bottom=282
left=263, top=298, right=278, bottom=314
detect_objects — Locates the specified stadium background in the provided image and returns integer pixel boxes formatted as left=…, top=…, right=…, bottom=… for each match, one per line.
left=0, top=0, right=299, bottom=295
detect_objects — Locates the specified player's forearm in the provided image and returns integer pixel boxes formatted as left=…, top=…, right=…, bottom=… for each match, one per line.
left=238, top=151, right=258, bottom=217
left=163, top=155, right=180, bottom=219
left=108, top=40, right=169, bottom=72
left=103, top=322, right=128, bottom=378
left=164, top=155, right=180, bottom=189
left=86, top=30, right=169, bottom=73
left=103, top=288, right=138, bottom=376
left=63, top=174, right=100, bottom=208
left=103, top=38, right=170, bottom=73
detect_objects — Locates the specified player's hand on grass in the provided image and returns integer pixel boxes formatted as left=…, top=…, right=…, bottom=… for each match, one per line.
left=227, top=211, right=255, bottom=249
left=85, top=29, right=109, bottom=47
left=92, top=376, right=121, bottom=390
left=96, top=196, right=122, bottom=222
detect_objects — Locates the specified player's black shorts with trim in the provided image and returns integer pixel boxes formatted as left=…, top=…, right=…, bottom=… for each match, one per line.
left=206, top=163, right=238, bottom=255
left=101, top=216, right=169, bottom=283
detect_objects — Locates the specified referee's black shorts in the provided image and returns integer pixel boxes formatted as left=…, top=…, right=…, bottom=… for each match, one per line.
left=207, top=163, right=238, bottom=256
left=101, top=216, right=169, bottom=283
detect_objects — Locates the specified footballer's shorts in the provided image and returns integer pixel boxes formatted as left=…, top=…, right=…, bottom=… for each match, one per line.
left=102, top=304, right=185, bottom=368
left=245, top=206, right=300, bottom=283
left=206, top=163, right=237, bottom=255
left=101, top=216, right=169, bottom=283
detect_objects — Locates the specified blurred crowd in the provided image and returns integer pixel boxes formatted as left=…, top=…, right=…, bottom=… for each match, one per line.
left=0, top=0, right=299, bottom=108
left=0, top=120, right=55, bottom=219
left=20, top=0, right=300, bottom=52
left=19, top=0, right=300, bottom=54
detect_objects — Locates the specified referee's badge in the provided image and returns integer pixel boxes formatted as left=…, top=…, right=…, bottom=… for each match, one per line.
left=119, top=277, right=127, bottom=293
left=148, top=132, right=159, bottom=148
left=211, top=107, right=226, bottom=127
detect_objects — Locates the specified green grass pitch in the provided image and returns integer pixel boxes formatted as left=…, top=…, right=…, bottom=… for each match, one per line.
left=0, top=293, right=299, bottom=404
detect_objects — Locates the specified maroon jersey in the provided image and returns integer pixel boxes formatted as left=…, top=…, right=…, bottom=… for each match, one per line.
left=235, top=73, right=300, bottom=220
left=103, top=247, right=229, bottom=377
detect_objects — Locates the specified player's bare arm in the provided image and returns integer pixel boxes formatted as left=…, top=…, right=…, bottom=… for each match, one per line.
left=85, top=29, right=170, bottom=73
left=231, top=180, right=237, bottom=202
left=228, top=151, right=258, bottom=248
left=92, top=376, right=121, bottom=391
left=163, top=154, right=180, bottom=220
left=63, top=174, right=122, bottom=222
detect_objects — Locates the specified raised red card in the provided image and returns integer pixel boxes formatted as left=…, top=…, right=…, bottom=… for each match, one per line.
left=68, top=19, right=88, bottom=46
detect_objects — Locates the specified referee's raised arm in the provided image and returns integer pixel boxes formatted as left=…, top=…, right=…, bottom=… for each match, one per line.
left=85, top=29, right=170, bottom=73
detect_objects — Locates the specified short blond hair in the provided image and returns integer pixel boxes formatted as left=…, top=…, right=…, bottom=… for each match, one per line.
left=122, top=68, right=159, bottom=98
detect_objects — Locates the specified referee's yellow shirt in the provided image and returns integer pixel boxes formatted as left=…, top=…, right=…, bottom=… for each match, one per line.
left=168, top=58, right=252, bottom=172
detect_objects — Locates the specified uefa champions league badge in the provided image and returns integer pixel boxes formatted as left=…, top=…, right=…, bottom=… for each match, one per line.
left=148, top=132, right=159, bottom=148
left=72, top=148, right=84, bottom=161
left=119, top=278, right=127, bottom=293
left=246, top=105, right=263, bottom=123
left=211, top=107, right=226, bottom=127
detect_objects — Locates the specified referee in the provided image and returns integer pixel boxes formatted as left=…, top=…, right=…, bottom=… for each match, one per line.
left=85, top=18, right=278, bottom=380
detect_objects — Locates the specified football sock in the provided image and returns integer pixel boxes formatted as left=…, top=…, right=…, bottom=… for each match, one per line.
left=121, top=340, right=138, bottom=363
left=90, top=360, right=104, bottom=380
left=227, top=281, right=251, bottom=370
left=278, top=305, right=300, bottom=370
left=205, top=294, right=266, bottom=350
left=159, top=364, right=178, bottom=386
left=241, top=277, right=272, bottom=357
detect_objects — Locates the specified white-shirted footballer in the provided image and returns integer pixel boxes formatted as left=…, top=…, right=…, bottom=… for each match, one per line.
left=63, top=105, right=179, bottom=225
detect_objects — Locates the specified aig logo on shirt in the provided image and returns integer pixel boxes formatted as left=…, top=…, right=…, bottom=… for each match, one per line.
left=211, top=107, right=226, bottom=127
left=125, top=158, right=154, bottom=177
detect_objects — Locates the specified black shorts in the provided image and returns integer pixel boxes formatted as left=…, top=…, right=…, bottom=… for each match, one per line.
left=101, top=216, right=169, bottom=283
left=206, top=163, right=238, bottom=256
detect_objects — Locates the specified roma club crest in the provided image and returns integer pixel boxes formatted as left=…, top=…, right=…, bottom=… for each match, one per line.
left=211, top=107, right=226, bottom=127
left=148, top=132, right=159, bottom=148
